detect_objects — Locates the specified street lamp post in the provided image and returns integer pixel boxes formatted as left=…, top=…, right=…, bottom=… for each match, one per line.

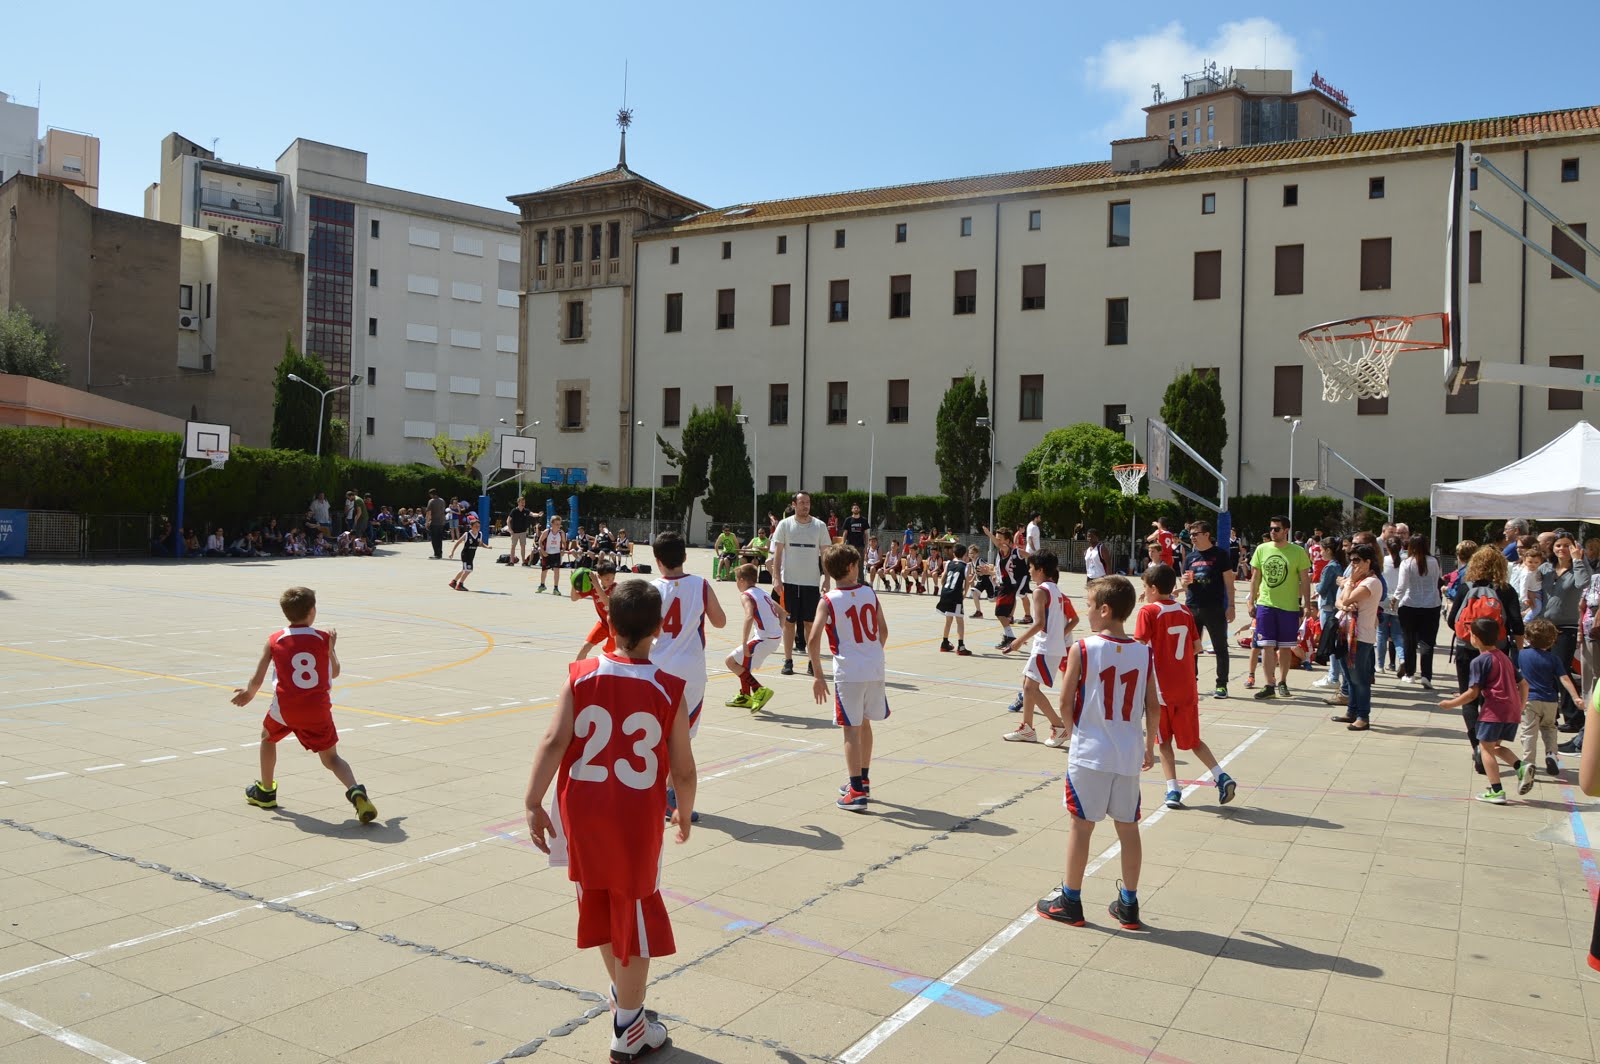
left=1283, top=415, right=1302, bottom=538
left=976, top=416, right=995, bottom=560
left=286, top=372, right=360, bottom=458
left=854, top=419, right=875, bottom=532
left=735, top=414, right=758, bottom=539
left=637, top=420, right=657, bottom=541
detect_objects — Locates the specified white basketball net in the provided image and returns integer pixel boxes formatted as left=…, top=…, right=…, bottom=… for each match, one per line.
left=205, top=451, right=226, bottom=470
left=1112, top=464, right=1146, bottom=497
left=1299, top=315, right=1438, bottom=402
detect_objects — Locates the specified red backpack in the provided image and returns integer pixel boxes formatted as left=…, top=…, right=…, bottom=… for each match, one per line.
left=1454, top=584, right=1507, bottom=644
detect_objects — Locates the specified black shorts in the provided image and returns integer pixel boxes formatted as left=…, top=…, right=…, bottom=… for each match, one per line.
left=783, top=582, right=822, bottom=626
left=995, top=594, right=1017, bottom=620
left=541, top=553, right=561, bottom=568
left=936, top=592, right=964, bottom=617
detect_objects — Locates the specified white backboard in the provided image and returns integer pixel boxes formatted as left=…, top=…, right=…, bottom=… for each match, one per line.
left=499, top=433, right=538, bottom=472
left=185, top=421, right=231, bottom=463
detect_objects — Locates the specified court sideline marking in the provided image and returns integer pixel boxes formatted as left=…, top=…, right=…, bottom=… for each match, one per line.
left=0, top=997, right=144, bottom=1063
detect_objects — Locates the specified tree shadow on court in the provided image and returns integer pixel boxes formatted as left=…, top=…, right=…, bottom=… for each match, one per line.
left=695, top=816, right=843, bottom=852
left=270, top=808, right=410, bottom=842
left=1132, top=927, right=1382, bottom=978
left=1213, top=807, right=1344, bottom=831
left=861, top=800, right=1018, bottom=836
left=746, top=710, right=833, bottom=731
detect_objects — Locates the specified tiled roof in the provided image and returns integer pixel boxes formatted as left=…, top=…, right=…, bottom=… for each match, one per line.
left=511, top=165, right=709, bottom=211
left=649, top=105, right=1600, bottom=233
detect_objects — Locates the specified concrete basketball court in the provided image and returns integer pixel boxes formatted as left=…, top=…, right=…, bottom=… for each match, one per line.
left=1, top=545, right=1598, bottom=1064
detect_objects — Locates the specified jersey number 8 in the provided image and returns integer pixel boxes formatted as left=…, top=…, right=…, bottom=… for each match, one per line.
left=570, top=706, right=662, bottom=789
left=290, top=652, right=320, bottom=689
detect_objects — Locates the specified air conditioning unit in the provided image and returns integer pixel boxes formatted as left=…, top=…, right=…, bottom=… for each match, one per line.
left=178, top=312, right=199, bottom=331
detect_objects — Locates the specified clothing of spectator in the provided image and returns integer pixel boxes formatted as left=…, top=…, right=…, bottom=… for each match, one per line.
left=1396, top=552, right=1443, bottom=684
left=426, top=492, right=449, bottom=558
left=309, top=493, right=331, bottom=531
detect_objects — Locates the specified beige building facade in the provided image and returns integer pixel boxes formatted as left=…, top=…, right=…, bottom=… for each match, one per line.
left=514, top=106, right=1599, bottom=509
left=1144, top=67, right=1356, bottom=153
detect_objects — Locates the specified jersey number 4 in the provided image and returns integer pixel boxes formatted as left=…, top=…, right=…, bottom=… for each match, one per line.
left=1097, top=666, right=1141, bottom=721
left=570, top=706, right=662, bottom=789
left=660, top=598, right=684, bottom=637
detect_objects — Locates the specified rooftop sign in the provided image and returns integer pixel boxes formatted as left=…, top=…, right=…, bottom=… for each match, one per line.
left=1311, top=71, right=1350, bottom=109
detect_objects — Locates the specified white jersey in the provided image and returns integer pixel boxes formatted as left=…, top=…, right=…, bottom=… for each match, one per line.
left=541, top=527, right=564, bottom=554
left=1068, top=634, right=1154, bottom=776
left=866, top=546, right=880, bottom=569
left=1084, top=542, right=1108, bottom=579
left=823, top=583, right=886, bottom=683
left=1029, top=581, right=1068, bottom=661
left=742, top=585, right=782, bottom=642
left=650, top=574, right=709, bottom=680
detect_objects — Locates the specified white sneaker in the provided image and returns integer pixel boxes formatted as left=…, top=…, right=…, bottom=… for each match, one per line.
left=1312, top=677, right=1333, bottom=689
left=1396, top=675, right=1414, bottom=686
left=1418, top=678, right=1433, bottom=690
left=1043, top=728, right=1069, bottom=748
left=1002, top=725, right=1038, bottom=743
left=610, top=1011, right=669, bottom=1059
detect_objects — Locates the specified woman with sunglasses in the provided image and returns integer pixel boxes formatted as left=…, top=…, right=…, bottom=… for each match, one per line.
left=1544, top=531, right=1593, bottom=730
left=1331, top=544, right=1383, bottom=730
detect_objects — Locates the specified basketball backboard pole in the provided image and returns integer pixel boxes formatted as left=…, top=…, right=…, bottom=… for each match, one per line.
left=1145, top=417, right=1231, bottom=567
left=1316, top=438, right=1394, bottom=523
left=175, top=422, right=231, bottom=559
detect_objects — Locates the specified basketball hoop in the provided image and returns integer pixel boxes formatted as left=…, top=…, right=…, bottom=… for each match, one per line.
left=1298, top=313, right=1449, bottom=401
left=1111, top=463, right=1146, bottom=496
left=204, top=450, right=226, bottom=470
left=1297, top=478, right=1319, bottom=494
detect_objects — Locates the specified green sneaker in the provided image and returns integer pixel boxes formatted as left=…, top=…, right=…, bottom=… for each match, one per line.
left=750, top=687, right=775, bottom=713
left=346, top=784, right=378, bottom=824
left=1476, top=787, right=1507, bottom=805
left=725, top=693, right=753, bottom=708
left=245, top=782, right=277, bottom=809
left=1517, top=760, right=1535, bottom=795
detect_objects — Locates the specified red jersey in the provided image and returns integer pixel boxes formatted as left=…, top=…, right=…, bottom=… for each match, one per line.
left=269, top=626, right=333, bottom=718
left=1134, top=600, right=1197, bottom=707
left=555, top=654, right=685, bottom=899
left=1156, top=530, right=1177, bottom=568
left=581, top=584, right=612, bottom=626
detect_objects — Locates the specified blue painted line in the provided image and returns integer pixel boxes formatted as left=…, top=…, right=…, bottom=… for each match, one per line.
left=722, top=919, right=762, bottom=931
left=889, top=977, right=1005, bottom=1017
left=7, top=685, right=197, bottom=710
left=1560, top=782, right=1600, bottom=901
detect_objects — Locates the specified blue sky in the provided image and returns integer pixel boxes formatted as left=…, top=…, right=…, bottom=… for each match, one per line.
left=8, top=1, right=1595, bottom=219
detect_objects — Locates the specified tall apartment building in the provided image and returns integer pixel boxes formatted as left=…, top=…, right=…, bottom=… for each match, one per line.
left=1145, top=66, right=1355, bottom=153
left=0, top=93, right=37, bottom=184
left=511, top=103, right=1599, bottom=508
left=0, top=92, right=100, bottom=204
left=145, top=133, right=286, bottom=247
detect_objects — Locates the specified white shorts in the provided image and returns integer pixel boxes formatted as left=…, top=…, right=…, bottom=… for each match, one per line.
left=679, top=672, right=706, bottom=740
left=1063, top=766, right=1142, bottom=823
left=738, top=638, right=778, bottom=676
left=833, top=680, right=889, bottom=728
left=1023, top=652, right=1065, bottom=688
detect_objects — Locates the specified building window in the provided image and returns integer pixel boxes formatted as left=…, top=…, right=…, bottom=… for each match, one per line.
left=590, top=224, right=603, bottom=261
left=722, top=240, right=732, bottom=260
left=829, top=280, right=850, bottom=322
left=1181, top=133, right=1188, bottom=146
left=895, top=222, right=907, bottom=243
left=1446, top=362, right=1480, bottom=414
left=771, top=284, right=791, bottom=326
left=716, top=385, right=734, bottom=411
left=608, top=221, right=621, bottom=259
left=1283, top=184, right=1299, bottom=207
left=828, top=381, right=848, bottom=424
left=835, top=229, right=846, bottom=249
left=1352, top=477, right=1386, bottom=501
left=367, top=317, right=378, bottom=336
left=1360, top=238, right=1392, bottom=291
left=536, top=230, right=548, bottom=265
left=1021, top=264, right=1046, bottom=310
left=769, top=382, right=789, bottom=425
left=661, top=473, right=679, bottom=488
left=885, top=476, right=907, bottom=498
left=960, top=216, right=972, bottom=237
left=716, top=288, right=735, bottom=329
left=1019, top=374, right=1044, bottom=421
left=1562, top=158, right=1580, bottom=183
left=889, top=274, right=911, bottom=319
left=365, top=417, right=375, bottom=436
left=1169, top=114, right=1176, bottom=129
left=665, top=293, right=683, bottom=333
left=1105, top=298, right=1129, bottom=345
left=563, top=389, right=583, bottom=429
left=1207, top=104, right=1214, bottom=121
left=1103, top=403, right=1127, bottom=432
left=1193, top=251, right=1221, bottom=300
left=1201, top=192, right=1216, bottom=215
left=204, top=283, right=213, bottom=318
left=776, top=234, right=787, bottom=254
left=1357, top=394, right=1389, bottom=416
left=1108, top=201, right=1131, bottom=247
left=367, top=367, right=376, bottom=386
left=824, top=475, right=850, bottom=494
left=1469, top=231, right=1482, bottom=284
left=1470, top=168, right=1478, bottom=191
left=953, top=269, right=976, bottom=315
left=767, top=474, right=788, bottom=494
left=1550, top=355, right=1585, bottom=410
left=1272, top=365, right=1303, bottom=418
left=572, top=227, right=583, bottom=261
left=369, top=268, right=379, bottom=287
left=565, top=301, right=585, bottom=340
left=1551, top=223, right=1588, bottom=279
left=887, top=379, right=909, bottom=424
left=1275, top=244, right=1305, bottom=295
left=670, top=245, right=679, bottom=264
left=663, top=387, right=680, bottom=427
left=178, top=284, right=193, bottom=310
left=370, top=219, right=380, bottom=239
left=1369, top=176, right=1385, bottom=199
left=555, top=229, right=566, bottom=263
left=1028, top=210, right=1042, bottom=231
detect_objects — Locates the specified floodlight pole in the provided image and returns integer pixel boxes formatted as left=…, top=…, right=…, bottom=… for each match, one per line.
left=736, top=414, right=758, bottom=538
left=1116, top=412, right=1136, bottom=572
left=855, top=419, right=874, bottom=532
left=1283, top=416, right=1301, bottom=538
left=976, top=416, right=994, bottom=561
left=637, top=420, right=656, bottom=541
left=287, top=373, right=359, bottom=458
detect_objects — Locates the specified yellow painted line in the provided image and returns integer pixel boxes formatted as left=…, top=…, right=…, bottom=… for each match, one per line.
left=337, top=613, right=497, bottom=689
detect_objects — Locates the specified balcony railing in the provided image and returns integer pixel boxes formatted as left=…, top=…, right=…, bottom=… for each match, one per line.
left=200, top=188, right=282, bottom=219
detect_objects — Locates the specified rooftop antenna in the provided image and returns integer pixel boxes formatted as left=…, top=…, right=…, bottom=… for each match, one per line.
left=210, top=136, right=220, bottom=159
left=616, top=61, right=633, bottom=169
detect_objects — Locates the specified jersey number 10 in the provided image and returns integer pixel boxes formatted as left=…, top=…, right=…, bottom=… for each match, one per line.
left=843, top=602, right=881, bottom=643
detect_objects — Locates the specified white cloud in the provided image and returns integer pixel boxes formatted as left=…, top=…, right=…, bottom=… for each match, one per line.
left=1085, top=19, right=1302, bottom=139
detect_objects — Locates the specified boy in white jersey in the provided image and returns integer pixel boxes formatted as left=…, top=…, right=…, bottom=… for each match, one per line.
left=1036, top=575, right=1158, bottom=931
left=936, top=544, right=974, bottom=656
left=1001, top=551, right=1077, bottom=747
left=536, top=517, right=566, bottom=594
left=650, top=532, right=726, bottom=822
left=809, top=544, right=889, bottom=811
left=724, top=564, right=782, bottom=713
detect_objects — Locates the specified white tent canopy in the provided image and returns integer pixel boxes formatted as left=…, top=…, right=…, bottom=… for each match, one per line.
left=1429, top=420, right=1600, bottom=521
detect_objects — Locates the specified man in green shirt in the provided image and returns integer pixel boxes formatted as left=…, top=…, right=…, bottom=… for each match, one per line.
left=714, top=525, right=741, bottom=580
left=1247, top=515, right=1313, bottom=700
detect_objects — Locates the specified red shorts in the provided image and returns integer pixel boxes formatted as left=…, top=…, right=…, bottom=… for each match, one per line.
left=575, top=885, right=675, bottom=963
left=263, top=700, right=338, bottom=753
left=1158, top=697, right=1201, bottom=752
left=585, top=619, right=613, bottom=650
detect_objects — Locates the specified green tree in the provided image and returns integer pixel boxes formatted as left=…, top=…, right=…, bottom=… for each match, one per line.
left=270, top=335, right=334, bottom=454
left=1158, top=368, right=1228, bottom=502
left=1014, top=423, right=1135, bottom=493
left=659, top=403, right=750, bottom=532
left=428, top=431, right=492, bottom=480
left=935, top=373, right=991, bottom=532
left=0, top=306, right=66, bottom=384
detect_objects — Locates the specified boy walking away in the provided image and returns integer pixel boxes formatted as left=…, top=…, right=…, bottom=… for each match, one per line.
left=1137, top=564, right=1238, bottom=809
left=936, top=545, right=975, bottom=656
left=1036, top=576, right=1158, bottom=929
left=725, top=564, right=782, bottom=712
left=1439, top=617, right=1530, bottom=803
left=650, top=533, right=725, bottom=822
left=1001, top=551, right=1076, bottom=747
left=537, top=517, right=566, bottom=594
left=447, top=514, right=482, bottom=590
left=523, top=580, right=697, bottom=1063
left=231, top=587, right=377, bottom=823
left=983, top=525, right=1029, bottom=655
left=1520, top=619, right=1579, bottom=781
left=809, top=544, right=889, bottom=811
left=571, top=560, right=619, bottom=661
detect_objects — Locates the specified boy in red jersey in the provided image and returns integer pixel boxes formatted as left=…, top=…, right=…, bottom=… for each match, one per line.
left=571, top=560, right=620, bottom=661
left=810, top=543, right=889, bottom=811
left=1136, top=565, right=1238, bottom=811
left=525, top=580, right=697, bottom=1062
left=230, top=587, right=377, bottom=823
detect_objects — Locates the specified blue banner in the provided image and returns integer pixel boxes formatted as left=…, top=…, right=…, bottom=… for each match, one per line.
left=0, top=510, right=27, bottom=557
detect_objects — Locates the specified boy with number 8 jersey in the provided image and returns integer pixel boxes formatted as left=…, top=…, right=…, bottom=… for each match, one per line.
left=810, top=544, right=890, bottom=811
left=649, top=532, right=725, bottom=823
left=231, top=586, right=377, bottom=823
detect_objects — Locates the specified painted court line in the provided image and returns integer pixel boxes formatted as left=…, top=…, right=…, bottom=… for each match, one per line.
left=24, top=773, right=67, bottom=782
left=192, top=748, right=227, bottom=755
left=838, top=727, right=1267, bottom=1063
left=139, top=756, right=178, bottom=764
left=0, top=997, right=145, bottom=1063
left=84, top=764, right=124, bottom=773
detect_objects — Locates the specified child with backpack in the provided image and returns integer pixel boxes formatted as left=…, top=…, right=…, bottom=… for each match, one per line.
left=1446, top=546, right=1525, bottom=771
left=1439, top=618, right=1529, bottom=803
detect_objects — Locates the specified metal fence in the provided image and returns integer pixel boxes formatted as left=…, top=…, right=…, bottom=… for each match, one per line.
left=21, top=512, right=157, bottom=559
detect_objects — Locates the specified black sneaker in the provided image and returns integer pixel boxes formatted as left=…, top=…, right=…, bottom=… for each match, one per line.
left=1036, top=888, right=1085, bottom=926
left=1108, top=884, right=1141, bottom=930
left=939, top=639, right=954, bottom=653
left=1546, top=756, right=1560, bottom=777
left=956, top=644, right=973, bottom=656
left=780, top=659, right=795, bottom=676
left=1558, top=739, right=1579, bottom=754
left=996, top=637, right=1015, bottom=652
left=806, top=661, right=814, bottom=677
left=1253, top=685, right=1278, bottom=701
left=345, top=784, right=377, bottom=824
left=245, top=782, right=277, bottom=809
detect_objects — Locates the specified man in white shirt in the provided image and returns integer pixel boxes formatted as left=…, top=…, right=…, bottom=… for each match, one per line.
left=770, top=492, right=830, bottom=676
left=309, top=492, right=331, bottom=534
left=1025, top=513, right=1042, bottom=559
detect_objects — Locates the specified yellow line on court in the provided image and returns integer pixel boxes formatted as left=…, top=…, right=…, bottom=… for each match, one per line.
left=336, top=611, right=498, bottom=689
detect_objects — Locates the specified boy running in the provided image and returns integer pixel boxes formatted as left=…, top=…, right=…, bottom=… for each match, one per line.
left=1516, top=619, right=1578, bottom=782
left=650, top=532, right=726, bottom=822
left=571, top=560, right=619, bottom=661
left=1036, top=576, right=1158, bottom=929
left=725, top=564, right=782, bottom=712
left=446, top=513, right=482, bottom=590
left=523, top=580, right=697, bottom=1063
left=983, top=525, right=1029, bottom=652
left=1001, top=551, right=1075, bottom=746
left=1137, top=564, right=1238, bottom=809
left=809, top=544, right=889, bottom=811
left=1439, top=617, right=1530, bottom=803
left=936, top=544, right=974, bottom=656
left=231, top=587, right=377, bottom=823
